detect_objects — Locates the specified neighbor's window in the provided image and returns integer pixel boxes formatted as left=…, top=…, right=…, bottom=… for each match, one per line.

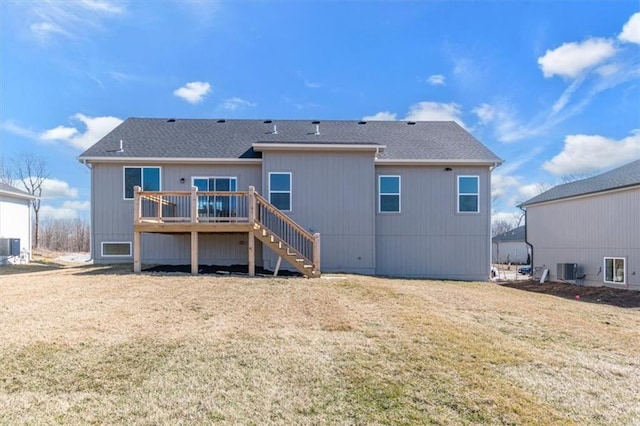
left=457, top=175, right=479, bottom=213
left=604, top=257, right=626, bottom=284
left=379, top=175, right=401, bottom=213
left=124, top=167, right=161, bottom=199
left=102, top=242, right=132, bottom=257
left=269, top=172, right=292, bottom=211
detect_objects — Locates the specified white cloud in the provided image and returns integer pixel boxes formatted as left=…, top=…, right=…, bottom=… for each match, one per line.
left=1, top=120, right=39, bottom=139
left=595, top=63, right=620, bottom=78
left=519, top=184, right=542, bottom=201
left=473, top=103, right=495, bottom=125
left=39, top=201, right=89, bottom=220
left=41, top=125, right=79, bottom=141
left=41, top=179, right=79, bottom=199
left=538, top=38, right=616, bottom=79
left=543, top=131, right=640, bottom=176
left=362, top=111, right=397, bottom=121
left=427, top=74, right=446, bottom=86
left=619, top=12, right=640, bottom=44
left=551, top=77, right=583, bottom=114
left=405, top=102, right=466, bottom=128
left=174, top=81, right=211, bottom=104
left=222, top=97, right=256, bottom=111
left=25, top=0, right=125, bottom=42
left=40, top=114, right=123, bottom=150
left=62, top=200, right=90, bottom=210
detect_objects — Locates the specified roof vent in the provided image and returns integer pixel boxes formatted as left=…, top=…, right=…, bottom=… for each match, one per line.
left=358, top=121, right=367, bottom=124
left=167, top=118, right=176, bottom=123
left=217, top=119, right=226, bottom=123
left=407, top=121, right=416, bottom=125
left=312, top=120, right=320, bottom=124
left=264, top=120, right=272, bottom=123
left=272, top=124, right=278, bottom=134
left=117, top=139, right=124, bottom=153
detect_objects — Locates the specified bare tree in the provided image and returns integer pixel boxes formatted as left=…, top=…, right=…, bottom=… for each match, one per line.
left=13, top=153, right=49, bottom=248
left=0, top=156, right=14, bottom=186
left=492, top=219, right=516, bottom=237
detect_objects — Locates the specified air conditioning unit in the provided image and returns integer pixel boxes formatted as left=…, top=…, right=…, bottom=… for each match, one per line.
left=557, top=263, right=578, bottom=282
left=0, top=238, right=21, bottom=257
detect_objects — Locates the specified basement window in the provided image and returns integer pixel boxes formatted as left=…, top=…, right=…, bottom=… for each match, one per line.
left=124, top=167, right=161, bottom=199
left=269, top=172, right=291, bottom=211
left=102, top=242, right=132, bottom=257
left=604, top=257, right=626, bottom=285
left=457, top=175, right=479, bottom=213
left=379, top=175, right=401, bottom=213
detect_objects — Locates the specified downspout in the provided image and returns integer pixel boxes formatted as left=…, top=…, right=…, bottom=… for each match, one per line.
left=520, top=205, right=533, bottom=272
left=79, top=158, right=94, bottom=262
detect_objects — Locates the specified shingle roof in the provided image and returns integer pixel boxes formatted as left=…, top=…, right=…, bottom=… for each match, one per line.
left=492, top=226, right=525, bottom=242
left=520, top=159, right=640, bottom=207
left=0, top=183, right=36, bottom=200
left=78, top=118, right=503, bottom=163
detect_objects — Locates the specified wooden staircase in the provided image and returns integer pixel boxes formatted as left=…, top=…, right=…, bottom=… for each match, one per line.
left=252, top=223, right=320, bottom=277
left=251, top=189, right=320, bottom=278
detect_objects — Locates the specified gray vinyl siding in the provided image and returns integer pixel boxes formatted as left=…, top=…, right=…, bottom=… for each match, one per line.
left=492, top=242, right=529, bottom=264
left=526, top=187, right=640, bottom=290
left=375, top=166, right=492, bottom=280
left=91, top=162, right=262, bottom=265
left=261, top=151, right=376, bottom=274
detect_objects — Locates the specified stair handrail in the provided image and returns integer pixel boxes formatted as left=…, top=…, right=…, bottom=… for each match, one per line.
left=249, top=186, right=320, bottom=272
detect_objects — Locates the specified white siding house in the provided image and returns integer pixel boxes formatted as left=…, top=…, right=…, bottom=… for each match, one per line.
left=0, top=183, right=35, bottom=265
left=520, top=160, right=640, bottom=290
left=492, top=226, right=529, bottom=264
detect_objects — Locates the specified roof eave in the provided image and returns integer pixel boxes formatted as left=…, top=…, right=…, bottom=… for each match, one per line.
left=77, top=156, right=263, bottom=164
left=519, top=183, right=640, bottom=208
left=375, top=159, right=503, bottom=166
left=252, top=143, right=386, bottom=152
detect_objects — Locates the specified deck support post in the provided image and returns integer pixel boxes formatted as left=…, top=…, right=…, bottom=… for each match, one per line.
left=191, top=231, right=198, bottom=275
left=133, top=231, right=141, bottom=273
left=313, top=233, right=321, bottom=274
left=248, top=231, right=255, bottom=276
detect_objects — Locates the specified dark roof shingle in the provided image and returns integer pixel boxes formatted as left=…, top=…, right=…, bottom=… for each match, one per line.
left=78, top=118, right=503, bottom=162
left=492, top=226, right=525, bottom=242
left=520, top=159, right=640, bottom=207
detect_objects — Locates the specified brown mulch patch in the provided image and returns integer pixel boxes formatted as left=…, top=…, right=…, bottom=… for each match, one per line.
left=498, top=279, right=640, bottom=308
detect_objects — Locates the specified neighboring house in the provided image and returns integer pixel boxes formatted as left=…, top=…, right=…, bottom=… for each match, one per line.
left=520, top=159, right=640, bottom=290
left=492, top=226, right=529, bottom=264
left=78, top=118, right=503, bottom=280
left=0, top=183, right=35, bottom=265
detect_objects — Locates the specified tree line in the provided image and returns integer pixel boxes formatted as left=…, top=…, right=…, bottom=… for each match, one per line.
left=2, top=153, right=90, bottom=253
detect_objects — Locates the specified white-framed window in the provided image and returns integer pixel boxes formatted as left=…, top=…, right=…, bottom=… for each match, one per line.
left=124, top=167, right=161, bottom=199
left=101, top=242, right=132, bottom=257
left=192, top=177, right=238, bottom=217
left=269, top=172, right=292, bottom=211
left=378, top=175, right=401, bottom=213
left=457, top=175, right=479, bottom=213
left=604, top=257, right=626, bottom=285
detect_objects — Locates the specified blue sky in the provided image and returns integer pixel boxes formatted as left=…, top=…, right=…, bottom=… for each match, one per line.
left=1, top=0, right=639, bottom=223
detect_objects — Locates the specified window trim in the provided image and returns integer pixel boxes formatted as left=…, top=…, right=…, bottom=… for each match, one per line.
left=268, top=172, right=292, bottom=212
left=378, top=175, right=401, bottom=213
left=457, top=175, right=480, bottom=213
left=603, top=257, right=626, bottom=285
left=123, top=166, right=162, bottom=200
left=101, top=241, right=132, bottom=257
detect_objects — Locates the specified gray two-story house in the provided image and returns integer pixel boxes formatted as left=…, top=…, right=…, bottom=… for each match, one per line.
left=78, top=118, right=502, bottom=280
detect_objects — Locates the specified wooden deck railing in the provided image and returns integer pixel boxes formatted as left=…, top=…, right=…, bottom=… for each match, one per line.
left=134, top=186, right=250, bottom=224
left=133, top=186, right=320, bottom=274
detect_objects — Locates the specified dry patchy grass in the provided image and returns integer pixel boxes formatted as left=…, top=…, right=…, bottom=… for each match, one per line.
left=1, top=266, right=639, bottom=425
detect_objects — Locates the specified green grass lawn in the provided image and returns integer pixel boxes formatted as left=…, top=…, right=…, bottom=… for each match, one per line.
left=1, top=266, right=639, bottom=424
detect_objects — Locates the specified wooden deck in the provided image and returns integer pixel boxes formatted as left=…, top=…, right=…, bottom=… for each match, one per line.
left=132, top=186, right=320, bottom=277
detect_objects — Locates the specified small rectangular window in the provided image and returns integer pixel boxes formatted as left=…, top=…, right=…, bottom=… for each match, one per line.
left=269, top=172, right=291, bottom=211
left=604, top=257, right=626, bottom=284
left=379, top=175, right=400, bottom=213
left=458, top=175, right=479, bottom=213
left=124, top=167, right=161, bottom=199
left=102, top=242, right=132, bottom=257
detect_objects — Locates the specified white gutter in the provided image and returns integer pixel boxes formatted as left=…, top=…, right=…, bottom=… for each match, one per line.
left=375, top=159, right=504, bottom=166
left=77, top=157, right=263, bottom=165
